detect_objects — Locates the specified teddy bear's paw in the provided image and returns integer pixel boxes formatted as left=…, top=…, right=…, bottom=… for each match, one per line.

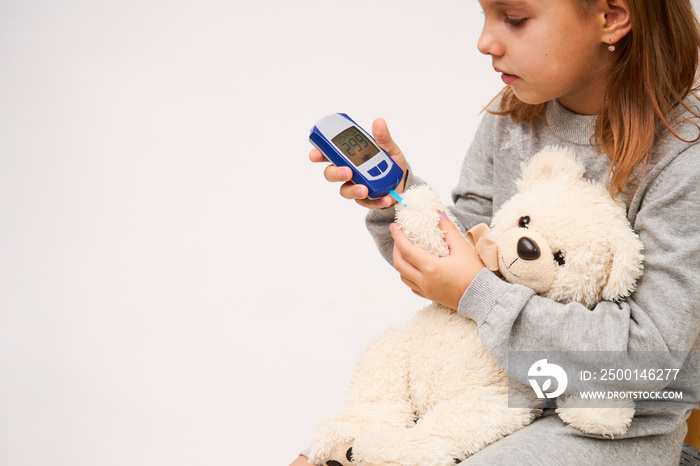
left=352, top=427, right=459, bottom=466
left=355, top=461, right=402, bottom=466
left=308, top=422, right=359, bottom=464
left=309, top=413, right=372, bottom=464
left=395, top=185, right=453, bottom=257
left=311, top=442, right=355, bottom=466
left=310, top=443, right=399, bottom=466
left=556, top=395, right=635, bottom=437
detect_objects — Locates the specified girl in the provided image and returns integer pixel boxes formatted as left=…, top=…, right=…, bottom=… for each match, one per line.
left=295, top=0, right=700, bottom=464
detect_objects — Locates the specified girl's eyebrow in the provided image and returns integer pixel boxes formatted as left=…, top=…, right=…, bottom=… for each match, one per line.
left=492, top=0, right=529, bottom=7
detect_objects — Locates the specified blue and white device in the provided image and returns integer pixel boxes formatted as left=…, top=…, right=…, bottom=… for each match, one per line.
left=309, top=113, right=403, bottom=199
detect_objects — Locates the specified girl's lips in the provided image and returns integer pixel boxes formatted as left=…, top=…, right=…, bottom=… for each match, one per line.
left=501, top=72, right=518, bottom=85
left=494, top=67, right=518, bottom=85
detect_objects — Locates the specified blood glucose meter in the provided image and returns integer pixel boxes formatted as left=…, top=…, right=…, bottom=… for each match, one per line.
left=309, top=113, right=404, bottom=200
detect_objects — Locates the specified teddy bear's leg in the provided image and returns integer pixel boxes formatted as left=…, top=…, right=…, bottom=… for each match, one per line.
left=351, top=388, right=538, bottom=466
left=309, top=327, right=415, bottom=466
left=556, top=395, right=635, bottom=437
left=350, top=425, right=457, bottom=466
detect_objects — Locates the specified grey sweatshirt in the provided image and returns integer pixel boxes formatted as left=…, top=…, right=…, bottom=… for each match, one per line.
left=366, top=98, right=700, bottom=438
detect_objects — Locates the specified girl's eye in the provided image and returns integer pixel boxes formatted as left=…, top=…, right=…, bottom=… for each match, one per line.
left=504, top=16, right=528, bottom=27
left=554, top=251, right=566, bottom=266
left=518, top=216, right=531, bottom=228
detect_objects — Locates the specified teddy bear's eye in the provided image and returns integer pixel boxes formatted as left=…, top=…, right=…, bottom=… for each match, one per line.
left=518, top=216, right=531, bottom=228
left=554, top=251, right=566, bottom=266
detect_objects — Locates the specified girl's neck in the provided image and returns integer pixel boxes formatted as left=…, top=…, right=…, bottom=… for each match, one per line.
left=557, top=97, right=603, bottom=116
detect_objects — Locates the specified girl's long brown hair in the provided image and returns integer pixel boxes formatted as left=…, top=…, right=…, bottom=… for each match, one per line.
left=490, top=0, right=700, bottom=197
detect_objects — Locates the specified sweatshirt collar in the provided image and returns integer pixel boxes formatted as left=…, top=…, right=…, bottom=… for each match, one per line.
left=545, top=100, right=597, bottom=145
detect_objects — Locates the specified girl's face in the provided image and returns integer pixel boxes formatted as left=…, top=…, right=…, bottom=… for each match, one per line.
left=477, top=0, right=613, bottom=115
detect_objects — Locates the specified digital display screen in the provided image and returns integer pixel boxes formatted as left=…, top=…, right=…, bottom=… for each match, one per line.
left=331, top=126, right=380, bottom=167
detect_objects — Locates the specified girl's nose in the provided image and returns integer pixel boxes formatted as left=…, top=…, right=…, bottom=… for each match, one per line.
left=477, top=26, right=504, bottom=57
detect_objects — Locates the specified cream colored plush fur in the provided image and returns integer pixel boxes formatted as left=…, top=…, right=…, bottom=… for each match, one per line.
left=482, top=147, right=643, bottom=438
left=309, top=147, right=643, bottom=466
left=488, top=146, right=644, bottom=309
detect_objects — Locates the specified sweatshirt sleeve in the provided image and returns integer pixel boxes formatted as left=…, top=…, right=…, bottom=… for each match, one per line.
left=458, top=144, right=700, bottom=393
left=449, top=111, right=497, bottom=230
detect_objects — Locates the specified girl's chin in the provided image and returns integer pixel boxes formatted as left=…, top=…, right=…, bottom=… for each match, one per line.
left=509, top=88, right=550, bottom=106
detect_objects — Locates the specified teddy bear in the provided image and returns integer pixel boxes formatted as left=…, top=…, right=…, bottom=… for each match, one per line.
left=308, top=146, right=644, bottom=466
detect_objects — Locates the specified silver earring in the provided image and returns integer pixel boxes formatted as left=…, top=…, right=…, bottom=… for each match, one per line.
left=608, top=37, right=616, bottom=52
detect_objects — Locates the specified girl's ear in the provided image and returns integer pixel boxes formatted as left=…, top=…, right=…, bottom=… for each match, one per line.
left=601, top=0, right=632, bottom=43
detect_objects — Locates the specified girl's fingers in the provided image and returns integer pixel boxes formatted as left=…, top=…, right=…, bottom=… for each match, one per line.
left=309, top=148, right=326, bottom=163
left=337, top=184, right=395, bottom=208
left=372, top=118, right=402, bottom=157
left=439, top=213, right=483, bottom=263
left=392, top=224, right=433, bottom=270
left=312, top=148, right=349, bottom=183
left=439, top=214, right=466, bottom=252
left=323, top=164, right=352, bottom=183
left=400, top=275, right=424, bottom=297
left=391, top=224, right=424, bottom=283
left=339, top=181, right=368, bottom=200
left=356, top=195, right=395, bottom=209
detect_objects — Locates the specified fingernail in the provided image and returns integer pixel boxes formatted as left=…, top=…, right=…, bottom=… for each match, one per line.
left=439, top=211, right=448, bottom=220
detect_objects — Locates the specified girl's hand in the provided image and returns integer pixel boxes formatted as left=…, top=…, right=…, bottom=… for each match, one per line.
left=390, top=213, right=486, bottom=310
left=309, top=118, right=408, bottom=209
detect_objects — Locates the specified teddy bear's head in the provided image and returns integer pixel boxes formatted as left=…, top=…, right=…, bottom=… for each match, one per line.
left=474, top=146, right=644, bottom=308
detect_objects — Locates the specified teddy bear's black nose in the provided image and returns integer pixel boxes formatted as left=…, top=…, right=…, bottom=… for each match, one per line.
left=517, top=237, right=541, bottom=260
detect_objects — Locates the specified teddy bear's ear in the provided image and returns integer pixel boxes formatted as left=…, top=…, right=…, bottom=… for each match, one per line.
left=601, top=228, right=645, bottom=302
left=517, top=146, right=586, bottom=192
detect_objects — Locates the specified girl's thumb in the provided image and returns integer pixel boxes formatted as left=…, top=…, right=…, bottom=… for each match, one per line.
left=438, top=211, right=463, bottom=249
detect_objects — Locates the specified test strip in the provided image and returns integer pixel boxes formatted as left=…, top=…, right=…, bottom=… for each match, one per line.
left=389, top=189, right=407, bottom=207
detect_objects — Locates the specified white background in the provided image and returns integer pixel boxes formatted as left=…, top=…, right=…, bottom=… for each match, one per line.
left=5, top=1, right=694, bottom=465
